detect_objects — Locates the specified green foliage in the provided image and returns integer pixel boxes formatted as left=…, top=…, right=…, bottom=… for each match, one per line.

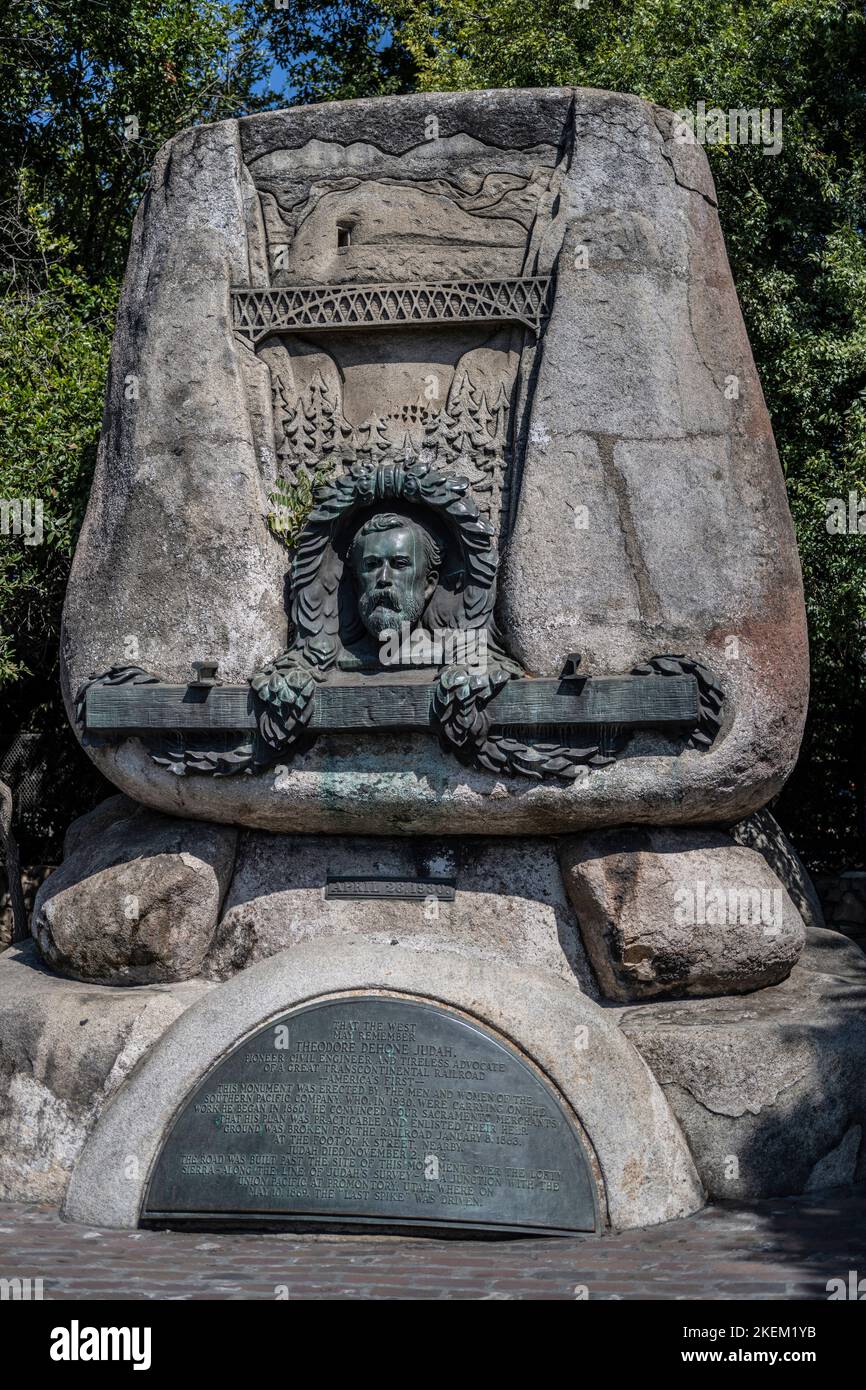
left=0, top=0, right=276, bottom=280
left=257, top=2, right=415, bottom=103
left=0, top=0, right=277, bottom=855
left=267, top=471, right=328, bottom=551
left=0, top=195, right=116, bottom=689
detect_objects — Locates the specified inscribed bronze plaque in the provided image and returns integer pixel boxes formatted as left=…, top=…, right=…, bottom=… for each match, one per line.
left=324, top=876, right=456, bottom=902
left=143, top=996, right=598, bottom=1235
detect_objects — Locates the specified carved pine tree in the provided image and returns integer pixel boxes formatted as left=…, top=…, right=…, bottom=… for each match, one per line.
left=336, top=417, right=356, bottom=465
left=435, top=404, right=466, bottom=466
left=272, top=376, right=308, bottom=484
left=475, top=390, right=495, bottom=442
left=281, top=404, right=303, bottom=469
left=446, top=372, right=484, bottom=468
left=364, top=414, right=391, bottom=458
left=490, top=382, right=511, bottom=450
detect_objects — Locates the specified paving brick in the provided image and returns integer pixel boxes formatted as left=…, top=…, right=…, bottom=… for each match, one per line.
left=0, top=1192, right=864, bottom=1300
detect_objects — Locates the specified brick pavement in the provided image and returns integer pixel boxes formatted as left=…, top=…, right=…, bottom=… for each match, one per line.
left=1, top=1189, right=865, bottom=1300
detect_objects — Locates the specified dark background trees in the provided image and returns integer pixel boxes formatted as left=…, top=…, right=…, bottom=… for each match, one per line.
left=1, top=0, right=863, bottom=870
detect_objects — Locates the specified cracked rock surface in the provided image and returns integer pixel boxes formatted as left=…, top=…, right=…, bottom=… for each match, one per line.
left=32, top=796, right=237, bottom=985
left=620, top=926, right=866, bottom=1198
left=560, top=826, right=806, bottom=1001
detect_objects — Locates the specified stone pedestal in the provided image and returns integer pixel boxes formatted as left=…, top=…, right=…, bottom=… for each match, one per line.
left=4, top=874, right=866, bottom=1222
left=2, top=798, right=864, bottom=1227
left=622, top=927, right=866, bottom=1198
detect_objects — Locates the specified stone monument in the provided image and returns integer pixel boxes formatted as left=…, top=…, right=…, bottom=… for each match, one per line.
left=2, top=87, right=864, bottom=1232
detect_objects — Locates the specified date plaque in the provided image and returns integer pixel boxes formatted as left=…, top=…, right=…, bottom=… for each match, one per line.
left=143, top=996, right=599, bottom=1235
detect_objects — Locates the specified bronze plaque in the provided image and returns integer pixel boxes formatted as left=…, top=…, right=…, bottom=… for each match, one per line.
left=324, top=875, right=456, bottom=901
left=143, top=996, right=599, bottom=1235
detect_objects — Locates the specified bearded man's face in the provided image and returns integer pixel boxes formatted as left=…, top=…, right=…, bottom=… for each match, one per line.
left=353, top=524, right=435, bottom=637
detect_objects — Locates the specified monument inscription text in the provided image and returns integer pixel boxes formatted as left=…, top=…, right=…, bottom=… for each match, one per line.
left=143, top=996, right=598, bottom=1234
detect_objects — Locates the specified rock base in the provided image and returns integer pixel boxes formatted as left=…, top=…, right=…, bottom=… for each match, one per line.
left=0, top=942, right=211, bottom=1205
left=1, top=922, right=864, bottom=1221
left=0, top=936, right=701, bottom=1231
left=561, top=827, right=806, bottom=1000
left=6, top=802, right=862, bottom=1225
left=621, top=926, right=866, bottom=1199
left=33, top=797, right=810, bottom=1003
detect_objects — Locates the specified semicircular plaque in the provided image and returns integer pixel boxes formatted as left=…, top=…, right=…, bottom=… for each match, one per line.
left=142, top=995, right=599, bottom=1235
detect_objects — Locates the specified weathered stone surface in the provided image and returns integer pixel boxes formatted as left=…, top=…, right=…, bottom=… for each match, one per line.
left=5, top=924, right=863, bottom=1214
left=205, top=832, right=597, bottom=991
left=64, top=938, right=705, bottom=1230
left=59, top=119, right=287, bottom=706
left=560, top=827, right=805, bottom=1000
left=61, top=87, right=807, bottom=835
left=32, top=796, right=237, bottom=984
left=731, top=807, right=825, bottom=935
left=500, top=93, right=807, bottom=827
left=0, top=941, right=210, bottom=1203
left=621, top=926, right=866, bottom=1198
